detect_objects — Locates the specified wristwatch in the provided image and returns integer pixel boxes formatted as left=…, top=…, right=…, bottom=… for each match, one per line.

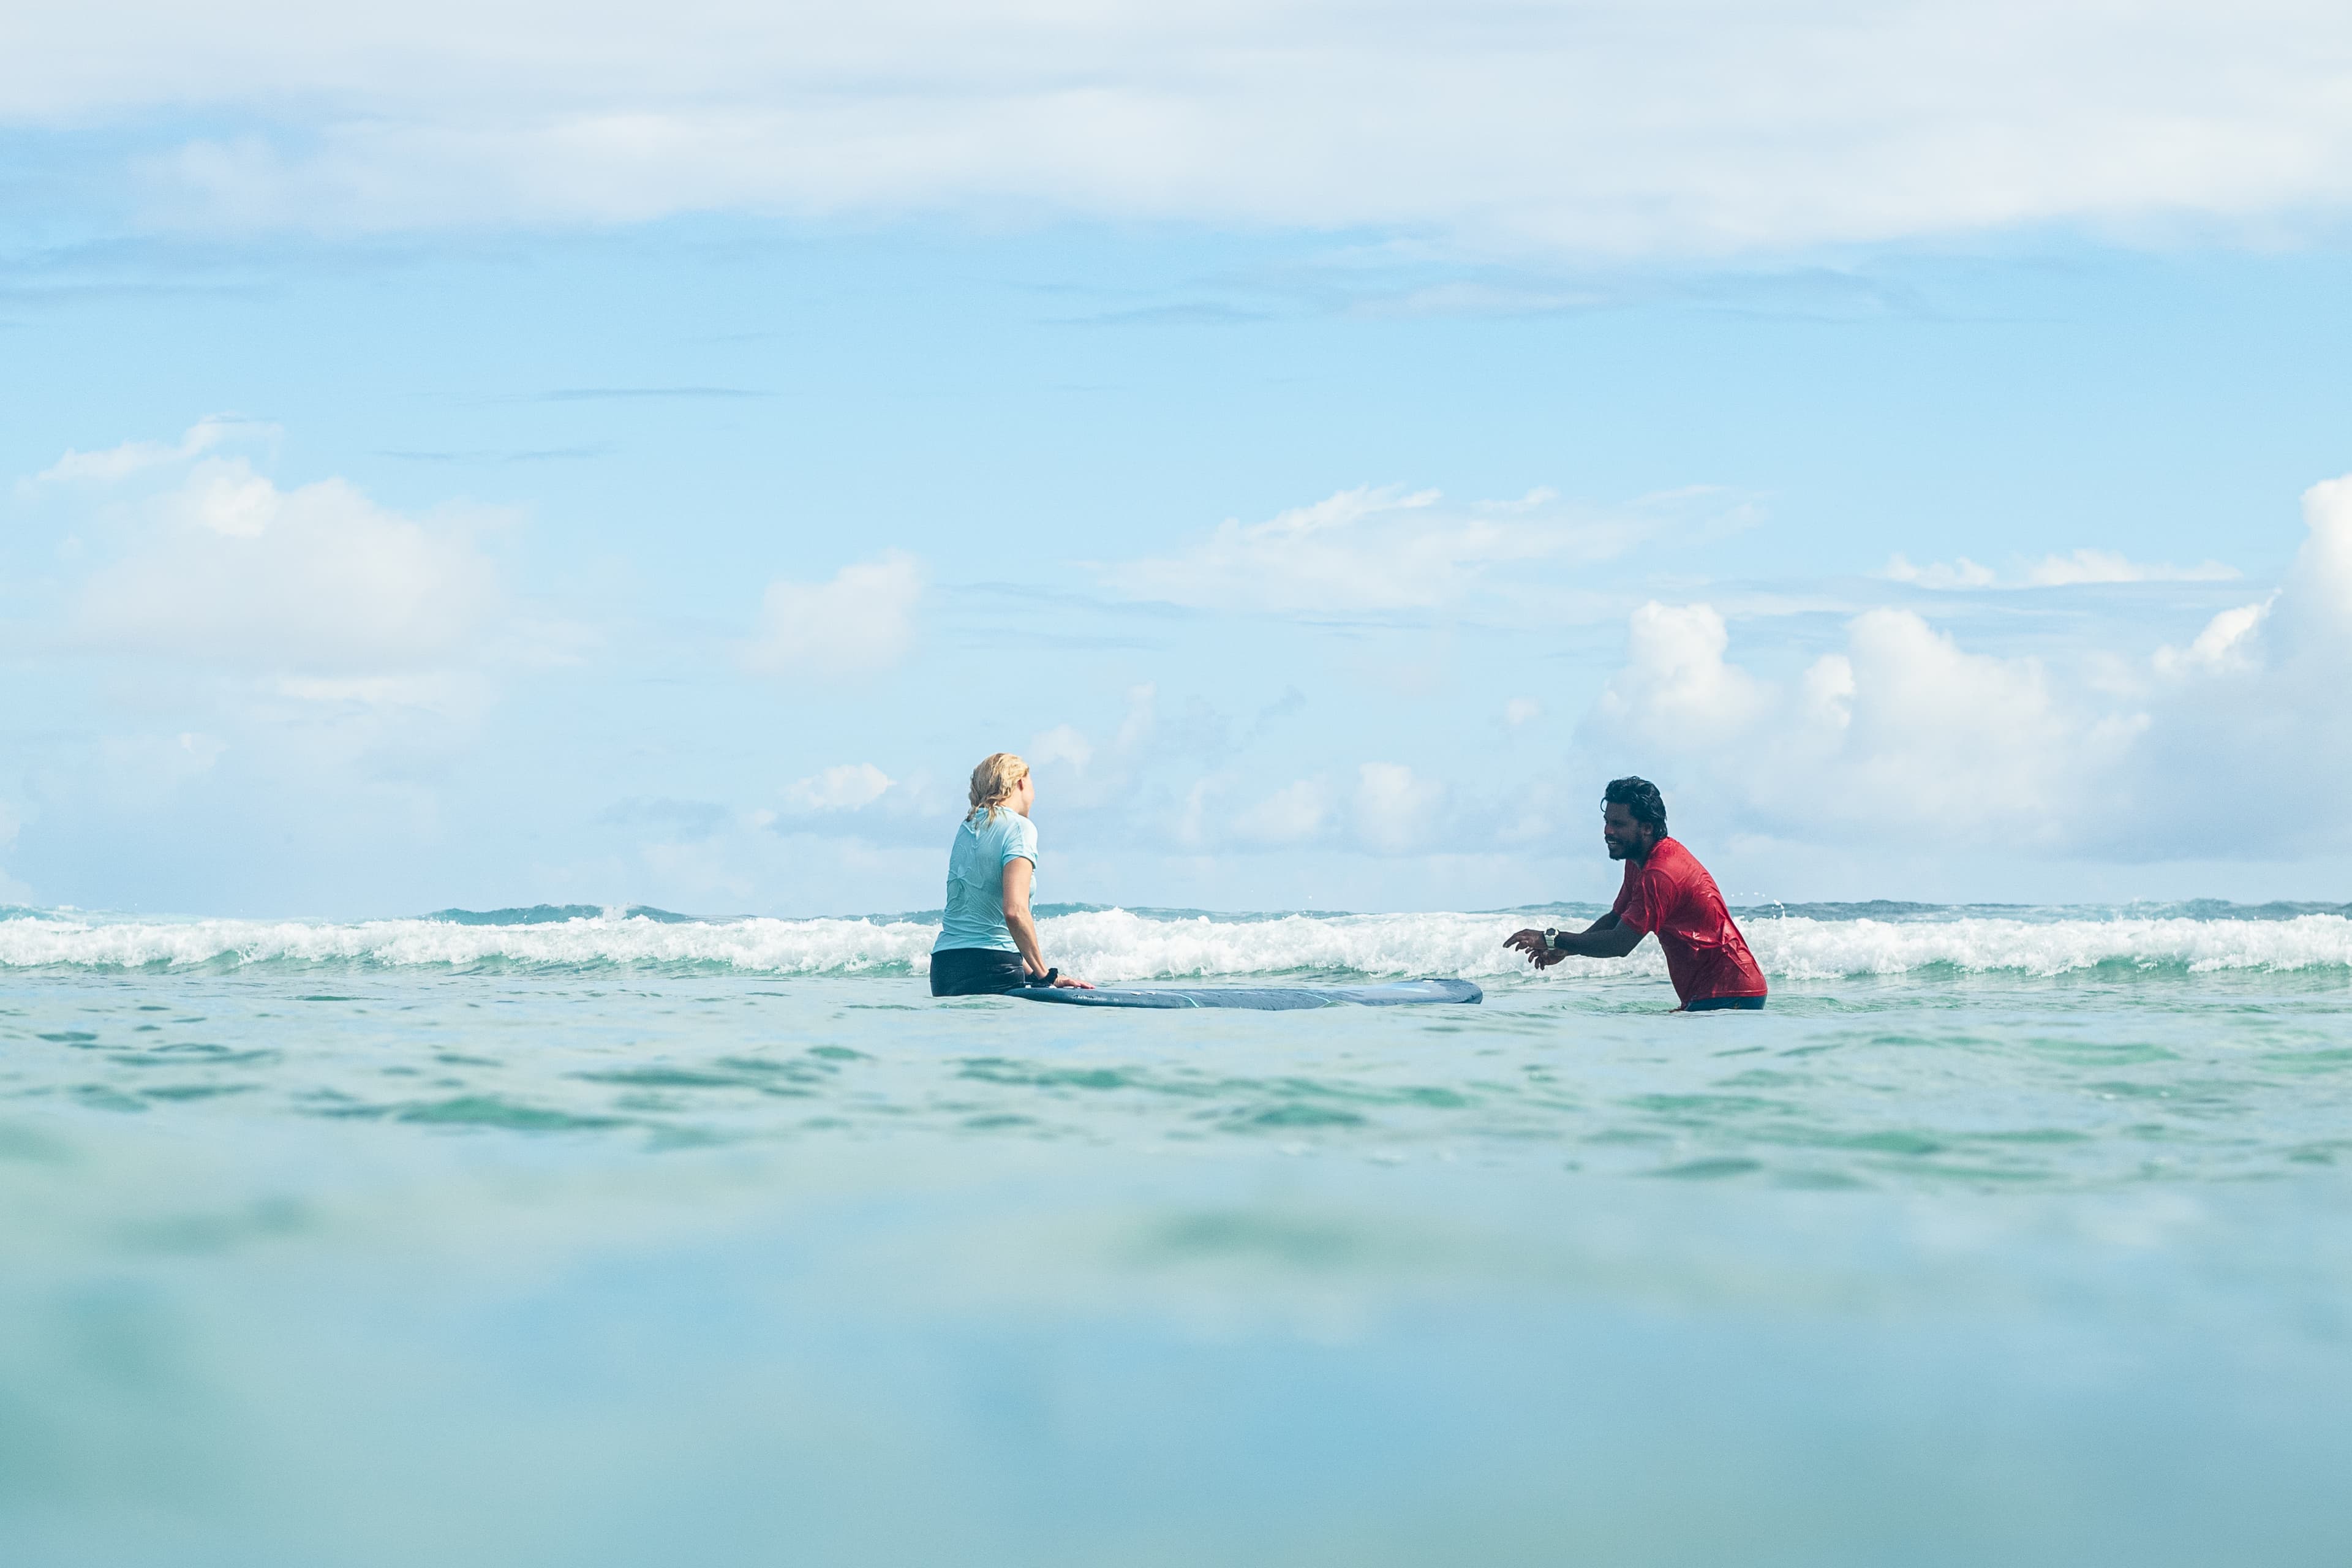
left=1544, top=927, right=1564, bottom=951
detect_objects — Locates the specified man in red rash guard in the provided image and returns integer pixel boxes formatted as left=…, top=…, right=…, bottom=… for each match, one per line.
left=1504, top=776, right=1768, bottom=1011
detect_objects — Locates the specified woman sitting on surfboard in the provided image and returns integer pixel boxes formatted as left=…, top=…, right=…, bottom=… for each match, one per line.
left=929, top=753, right=1094, bottom=997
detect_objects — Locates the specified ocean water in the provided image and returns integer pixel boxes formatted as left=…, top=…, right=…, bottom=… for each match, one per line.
left=5, top=901, right=2351, bottom=1566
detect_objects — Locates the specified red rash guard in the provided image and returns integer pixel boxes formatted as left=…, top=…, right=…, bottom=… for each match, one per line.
left=1610, top=837, right=1768, bottom=1006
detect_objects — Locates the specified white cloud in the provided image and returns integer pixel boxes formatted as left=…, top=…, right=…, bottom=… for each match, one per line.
left=1102, top=484, right=1708, bottom=614
left=2154, top=597, right=2274, bottom=676
left=2275, top=474, right=2352, bottom=656
left=1582, top=471, right=2352, bottom=857
left=1583, top=601, right=2143, bottom=848
left=1016, top=687, right=1159, bottom=812
left=1172, top=772, right=1335, bottom=851
left=1355, top=762, right=1445, bottom=854
left=2023, top=549, right=2239, bottom=588
left=74, top=456, right=503, bottom=672
left=21, top=2, right=2352, bottom=255
left=1883, top=554, right=1998, bottom=590
left=1593, top=603, right=1771, bottom=741
left=0, top=798, right=26, bottom=902
left=786, top=763, right=895, bottom=812
left=1030, top=724, right=1093, bottom=771
left=31, top=415, right=273, bottom=485
left=1885, top=549, right=2237, bottom=589
left=1234, top=778, right=1329, bottom=847
left=741, top=552, right=921, bottom=677
left=1175, top=776, right=1218, bottom=850
left=2102, top=477, right=2352, bottom=848
left=1831, top=610, right=2143, bottom=837
left=1504, top=697, right=1541, bottom=727
left=272, top=674, right=489, bottom=710
left=1115, top=684, right=1156, bottom=751
left=2143, top=477, right=2352, bottom=679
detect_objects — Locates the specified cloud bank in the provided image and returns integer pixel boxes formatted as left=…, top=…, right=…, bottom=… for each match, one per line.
left=59, top=431, right=506, bottom=674
left=1101, top=484, right=1739, bottom=614
left=13, top=1, right=2352, bottom=252
left=1582, top=474, right=2352, bottom=862
left=1885, top=549, right=2239, bottom=590
left=32, top=415, right=276, bottom=485
left=78, top=469, right=497, bottom=672
left=741, top=552, right=922, bottom=678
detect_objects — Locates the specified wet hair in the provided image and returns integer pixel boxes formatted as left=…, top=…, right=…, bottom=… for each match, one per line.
left=1602, top=776, right=1668, bottom=838
left=967, top=752, right=1030, bottom=824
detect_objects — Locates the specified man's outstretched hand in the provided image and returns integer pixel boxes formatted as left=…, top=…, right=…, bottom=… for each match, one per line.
left=1504, top=928, right=1567, bottom=969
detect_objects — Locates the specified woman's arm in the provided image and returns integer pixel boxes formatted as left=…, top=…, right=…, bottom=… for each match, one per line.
left=1001, top=857, right=1047, bottom=974
left=1001, top=858, right=1091, bottom=987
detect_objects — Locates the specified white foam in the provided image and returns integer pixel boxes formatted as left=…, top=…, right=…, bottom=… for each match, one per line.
left=0, top=912, right=937, bottom=973
left=1753, top=913, right=2352, bottom=978
left=0, top=908, right=2346, bottom=979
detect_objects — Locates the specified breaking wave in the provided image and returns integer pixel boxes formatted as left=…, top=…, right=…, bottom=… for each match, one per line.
left=1, top=905, right=2350, bottom=980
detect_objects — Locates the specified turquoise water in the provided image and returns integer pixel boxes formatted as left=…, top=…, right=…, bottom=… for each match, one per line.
left=5, top=904, right=2352, bottom=1565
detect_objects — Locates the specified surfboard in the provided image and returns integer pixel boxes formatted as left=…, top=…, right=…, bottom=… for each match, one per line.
left=1010, top=978, right=1482, bottom=1011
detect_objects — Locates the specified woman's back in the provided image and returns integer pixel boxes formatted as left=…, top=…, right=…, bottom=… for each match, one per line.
left=935, top=809, right=1038, bottom=954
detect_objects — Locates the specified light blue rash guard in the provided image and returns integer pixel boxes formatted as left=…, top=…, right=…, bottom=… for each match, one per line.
left=933, top=809, right=1039, bottom=954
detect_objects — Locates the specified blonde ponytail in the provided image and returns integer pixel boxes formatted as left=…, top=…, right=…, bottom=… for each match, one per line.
left=967, top=752, right=1030, bottom=824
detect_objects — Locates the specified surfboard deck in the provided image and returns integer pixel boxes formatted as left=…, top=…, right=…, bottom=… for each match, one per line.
left=1010, top=978, right=1482, bottom=1010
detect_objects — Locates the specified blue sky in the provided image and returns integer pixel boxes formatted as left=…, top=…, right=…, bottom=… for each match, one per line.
left=7, top=2, right=2352, bottom=916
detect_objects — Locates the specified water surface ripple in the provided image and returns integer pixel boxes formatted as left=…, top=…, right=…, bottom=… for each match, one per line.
left=3, top=935, right=2349, bottom=1567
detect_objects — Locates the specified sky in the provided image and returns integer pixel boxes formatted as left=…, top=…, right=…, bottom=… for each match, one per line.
left=6, top=0, right=2352, bottom=918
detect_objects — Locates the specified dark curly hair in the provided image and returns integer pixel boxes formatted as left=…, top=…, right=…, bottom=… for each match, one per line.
left=1602, top=776, right=1668, bottom=837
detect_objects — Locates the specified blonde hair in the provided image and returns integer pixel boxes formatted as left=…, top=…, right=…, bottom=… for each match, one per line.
left=967, top=752, right=1030, bottom=824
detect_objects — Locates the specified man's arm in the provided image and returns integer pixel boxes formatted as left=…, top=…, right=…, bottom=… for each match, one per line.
left=1548, top=913, right=1644, bottom=959
left=1505, top=911, right=1643, bottom=968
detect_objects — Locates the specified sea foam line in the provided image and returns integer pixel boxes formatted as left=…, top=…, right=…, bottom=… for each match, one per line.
left=2, top=908, right=2351, bottom=978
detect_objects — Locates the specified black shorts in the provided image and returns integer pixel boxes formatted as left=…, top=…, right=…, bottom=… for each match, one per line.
left=1684, top=994, right=1766, bottom=1012
left=930, top=948, right=1032, bottom=997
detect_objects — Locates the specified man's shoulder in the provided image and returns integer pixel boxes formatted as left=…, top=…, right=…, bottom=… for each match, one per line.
left=1651, top=838, right=1716, bottom=889
left=1658, top=838, right=1733, bottom=900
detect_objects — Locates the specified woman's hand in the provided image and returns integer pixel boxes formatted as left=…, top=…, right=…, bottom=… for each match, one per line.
left=1050, top=971, right=1095, bottom=990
